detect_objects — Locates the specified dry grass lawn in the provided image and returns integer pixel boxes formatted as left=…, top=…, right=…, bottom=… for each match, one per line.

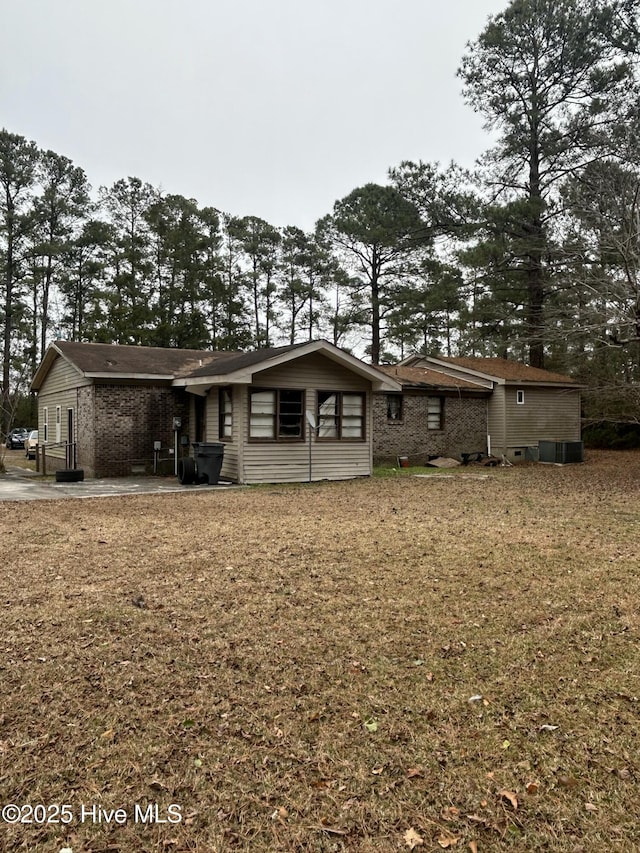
left=1, top=451, right=639, bottom=852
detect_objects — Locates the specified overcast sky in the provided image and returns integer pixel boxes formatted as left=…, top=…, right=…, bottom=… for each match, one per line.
left=3, top=0, right=507, bottom=232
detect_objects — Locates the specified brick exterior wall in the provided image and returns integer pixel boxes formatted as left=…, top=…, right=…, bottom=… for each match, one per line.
left=91, top=384, right=191, bottom=477
left=77, top=385, right=95, bottom=477
left=372, top=391, right=489, bottom=464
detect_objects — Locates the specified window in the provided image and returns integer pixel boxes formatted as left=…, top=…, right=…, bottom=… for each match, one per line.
left=516, top=389, right=525, bottom=405
left=427, top=396, right=443, bottom=430
left=249, top=389, right=304, bottom=440
left=219, top=387, right=233, bottom=439
left=386, top=394, right=403, bottom=421
left=55, top=405, right=61, bottom=443
left=317, top=391, right=365, bottom=440
left=43, top=407, right=48, bottom=443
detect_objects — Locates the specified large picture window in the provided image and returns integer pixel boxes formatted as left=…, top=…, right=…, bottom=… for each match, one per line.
left=317, top=391, right=365, bottom=440
left=249, top=389, right=304, bottom=440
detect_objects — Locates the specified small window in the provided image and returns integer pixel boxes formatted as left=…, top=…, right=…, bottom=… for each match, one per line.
left=427, top=396, right=443, bottom=430
left=386, top=394, right=403, bottom=421
left=219, top=387, right=233, bottom=439
left=43, top=407, right=48, bottom=443
left=249, top=388, right=304, bottom=440
left=317, top=391, right=365, bottom=440
left=56, top=405, right=61, bottom=443
left=516, top=389, right=525, bottom=405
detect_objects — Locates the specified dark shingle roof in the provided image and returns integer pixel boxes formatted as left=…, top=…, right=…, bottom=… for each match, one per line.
left=184, top=343, right=308, bottom=377
left=53, top=340, right=306, bottom=379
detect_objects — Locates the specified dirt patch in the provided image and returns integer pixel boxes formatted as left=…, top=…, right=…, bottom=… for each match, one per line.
left=1, top=451, right=639, bottom=851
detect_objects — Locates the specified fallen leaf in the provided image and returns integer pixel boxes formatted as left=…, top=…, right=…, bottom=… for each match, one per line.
left=271, top=806, right=288, bottom=822
left=468, top=842, right=478, bottom=853
left=364, top=718, right=378, bottom=733
left=407, top=767, right=423, bottom=778
left=372, top=766, right=384, bottom=775
left=100, top=729, right=114, bottom=740
left=404, top=827, right=424, bottom=848
left=441, top=806, right=460, bottom=821
left=438, top=833, right=459, bottom=848
left=585, top=802, right=598, bottom=812
left=498, top=789, right=518, bottom=810
left=526, top=781, right=539, bottom=795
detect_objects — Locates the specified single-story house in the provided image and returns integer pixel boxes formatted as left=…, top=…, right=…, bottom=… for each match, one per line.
left=30, top=339, right=401, bottom=483
left=373, top=355, right=582, bottom=464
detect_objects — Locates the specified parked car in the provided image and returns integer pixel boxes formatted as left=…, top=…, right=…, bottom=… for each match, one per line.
left=5, top=428, right=29, bottom=449
left=24, top=430, right=39, bottom=459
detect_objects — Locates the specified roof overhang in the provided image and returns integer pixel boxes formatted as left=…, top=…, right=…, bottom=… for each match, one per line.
left=400, top=355, right=495, bottom=388
left=86, top=372, right=174, bottom=381
left=173, top=340, right=402, bottom=393
left=400, top=355, right=582, bottom=389
left=31, top=343, right=178, bottom=391
left=30, top=343, right=79, bottom=391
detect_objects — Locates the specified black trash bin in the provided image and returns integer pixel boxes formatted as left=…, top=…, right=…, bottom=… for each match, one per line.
left=192, top=441, right=224, bottom=484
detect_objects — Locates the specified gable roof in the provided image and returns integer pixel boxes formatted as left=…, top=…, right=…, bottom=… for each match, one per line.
left=400, top=354, right=578, bottom=387
left=376, top=364, right=491, bottom=392
left=31, top=340, right=401, bottom=393
left=173, top=339, right=401, bottom=391
left=31, top=340, right=224, bottom=388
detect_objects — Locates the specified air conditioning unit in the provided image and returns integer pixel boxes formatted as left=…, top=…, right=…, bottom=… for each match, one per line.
left=538, top=440, right=584, bottom=464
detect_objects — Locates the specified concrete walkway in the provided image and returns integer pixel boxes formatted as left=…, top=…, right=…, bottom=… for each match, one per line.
left=0, top=464, right=236, bottom=502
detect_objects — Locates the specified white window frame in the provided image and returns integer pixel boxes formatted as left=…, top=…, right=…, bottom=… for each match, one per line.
left=55, top=405, right=61, bottom=443
left=219, top=387, right=233, bottom=439
left=516, top=389, right=525, bottom=405
left=43, top=407, right=48, bottom=443
left=427, top=396, right=443, bottom=431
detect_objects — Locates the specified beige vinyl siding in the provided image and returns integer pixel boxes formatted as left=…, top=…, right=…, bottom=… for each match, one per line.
left=239, top=353, right=372, bottom=484
left=205, top=387, right=241, bottom=482
left=39, top=389, right=78, bottom=458
left=487, top=387, right=506, bottom=456
left=36, top=355, right=87, bottom=396
left=256, top=352, right=370, bottom=392
left=37, top=358, right=85, bottom=459
left=505, top=385, right=581, bottom=447
left=242, top=438, right=371, bottom=483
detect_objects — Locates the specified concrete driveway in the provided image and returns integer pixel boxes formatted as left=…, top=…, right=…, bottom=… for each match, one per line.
left=0, top=464, right=235, bottom=502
